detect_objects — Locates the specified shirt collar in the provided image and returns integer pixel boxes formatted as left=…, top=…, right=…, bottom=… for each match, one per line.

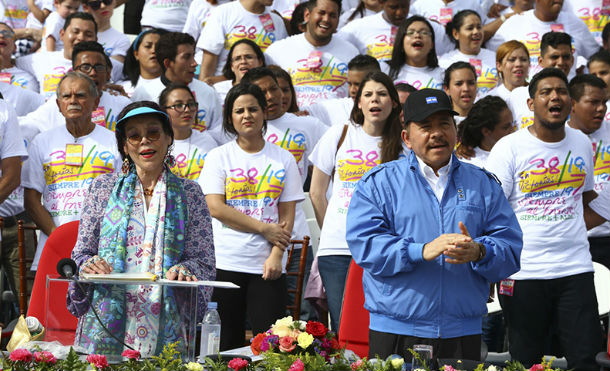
left=415, top=155, right=452, bottom=179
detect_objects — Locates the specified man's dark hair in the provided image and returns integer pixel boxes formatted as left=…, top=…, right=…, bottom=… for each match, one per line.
left=306, top=0, right=341, bottom=16
left=395, top=83, right=416, bottom=93
left=603, top=23, right=610, bottom=48
left=63, top=12, right=97, bottom=34
left=155, top=32, right=195, bottom=72
left=540, top=31, right=572, bottom=57
left=71, top=41, right=112, bottom=70
left=241, top=67, right=278, bottom=86
left=289, top=2, right=308, bottom=35
left=528, top=68, right=569, bottom=98
left=347, top=54, right=380, bottom=72
left=588, top=49, right=610, bottom=69
left=568, top=74, right=607, bottom=102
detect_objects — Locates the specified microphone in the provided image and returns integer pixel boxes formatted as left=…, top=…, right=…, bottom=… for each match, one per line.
left=57, top=258, right=77, bottom=278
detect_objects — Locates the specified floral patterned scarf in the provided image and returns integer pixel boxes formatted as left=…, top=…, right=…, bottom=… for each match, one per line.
left=77, top=164, right=188, bottom=357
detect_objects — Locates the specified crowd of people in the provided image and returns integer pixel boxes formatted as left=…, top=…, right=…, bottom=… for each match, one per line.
left=0, top=0, right=608, bottom=368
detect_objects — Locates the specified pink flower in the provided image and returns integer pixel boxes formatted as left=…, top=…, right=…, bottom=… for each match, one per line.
left=530, top=365, right=545, bottom=371
left=121, top=349, right=141, bottom=360
left=443, top=366, right=458, bottom=371
left=351, top=359, right=364, bottom=370
left=9, top=349, right=33, bottom=362
left=289, top=358, right=305, bottom=371
left=86, top=354, right=109, bottom=369
left=279, top=336, right=297, bottom=352
left=228, top=358, right=249, bottom=370
left=34, top=351, right=56, bottom=364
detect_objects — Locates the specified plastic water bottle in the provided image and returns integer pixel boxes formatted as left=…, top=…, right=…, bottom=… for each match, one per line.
left=200, top=302, right=221, bottom=358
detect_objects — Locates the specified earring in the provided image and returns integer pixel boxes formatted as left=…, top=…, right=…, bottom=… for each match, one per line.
left=165, top=153, right=176, bottom=168
left=121, top=158, right=131, bottom=174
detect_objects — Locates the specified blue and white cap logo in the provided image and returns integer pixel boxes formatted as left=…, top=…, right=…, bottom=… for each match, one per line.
left=425, top=96, right=438, bottom=104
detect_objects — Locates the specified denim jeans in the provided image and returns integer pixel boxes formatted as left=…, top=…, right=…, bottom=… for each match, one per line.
left=286, top=246, right=317, bottom=321
left=317, top=255, right=352, bottom=331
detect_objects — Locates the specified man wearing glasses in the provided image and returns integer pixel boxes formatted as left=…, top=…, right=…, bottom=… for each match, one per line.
left=19, top=41, right=130, bottom=141
left=22, top=70, right=120, bottom=271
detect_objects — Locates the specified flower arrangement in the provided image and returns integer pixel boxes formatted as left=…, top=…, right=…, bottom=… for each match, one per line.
left=249, top=316, right=349, bottom=371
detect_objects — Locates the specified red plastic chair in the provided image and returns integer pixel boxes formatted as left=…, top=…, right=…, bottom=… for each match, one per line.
left=27, top=221, right=79, bottom=344
left=338, top=260, right=369, bottom=358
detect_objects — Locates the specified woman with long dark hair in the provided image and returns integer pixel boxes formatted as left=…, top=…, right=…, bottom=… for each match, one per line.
left=309, top=71, right=405, bottom=331
left=120, top=29, right=167, bottom=97
left=388, top=15, right=443, bottom=90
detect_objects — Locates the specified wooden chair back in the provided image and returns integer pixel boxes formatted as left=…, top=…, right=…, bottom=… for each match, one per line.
left=17, top=220, right=38, bottom=316
left=285, top=236, right=310, bottom=321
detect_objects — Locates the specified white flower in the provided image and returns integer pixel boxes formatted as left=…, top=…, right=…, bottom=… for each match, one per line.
left=185, top=362, right=204, bottom=371
left=391, top=357, right=405, bottom=369
left=486, top=366, right=499, bottom=371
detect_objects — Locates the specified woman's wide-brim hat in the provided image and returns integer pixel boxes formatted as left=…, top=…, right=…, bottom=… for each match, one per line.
left=116, top=106, right=171, bottom=129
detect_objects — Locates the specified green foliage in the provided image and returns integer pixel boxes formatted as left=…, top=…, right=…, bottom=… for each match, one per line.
left=56, top=347, right=87, bottom=371
left=150, top=342, right=186, bottom=371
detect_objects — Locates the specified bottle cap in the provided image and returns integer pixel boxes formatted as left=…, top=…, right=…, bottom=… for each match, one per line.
left=208, top=302, right=217, bottom=310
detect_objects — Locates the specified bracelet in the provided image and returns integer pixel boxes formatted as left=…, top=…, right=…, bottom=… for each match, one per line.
left=475, top=243, right=486, bottom=262
left=500, top=14, right=506, bottom=22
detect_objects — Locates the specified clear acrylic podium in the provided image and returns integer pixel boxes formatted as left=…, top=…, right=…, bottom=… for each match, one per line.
left=45, top=276, right=237, bottom=363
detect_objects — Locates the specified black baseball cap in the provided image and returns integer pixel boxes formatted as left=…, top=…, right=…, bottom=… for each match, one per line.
left=403, top=88, right=458, bottom=125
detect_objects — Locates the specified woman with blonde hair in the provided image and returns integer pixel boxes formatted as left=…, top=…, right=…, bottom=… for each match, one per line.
left=487, top=40, right=530, bottom=102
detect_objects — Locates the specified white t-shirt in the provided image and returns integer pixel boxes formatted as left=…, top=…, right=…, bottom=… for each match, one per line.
left=487, top=83, right=511, bottom=102
left=183, top=0, right=229, bottom=63
left=271, top=0, right=304, bottom=20
left=266, top=112, right=326, bottom=240
left=19, top=91, right=131, bottom=142
left=25, top=0, right=44, bottom=29
left=411, top=0, right=487, bottom=26
left=507, top=85, right=533, bottom=130
left=460, top=146, right=489, bottom=169
left=563, top=0, right=610, bottom=46
left=213, top=79, right=232, bottom=105
left=585, top=121, right=610, bottom=237
left=22, top=124, right=120, bottom=270
left=338, top=12, right=397, bottom=62
left=0, top=101, right=28, bottom=219
left=265, top=33, right=359, bottom=107
left=131, top=77, right=222, bottom=133
left=98, top=27, right=130, bottom=58
left=4, top=66, right=39, bottom=92
left=0, top=82, right=44, bottom=116
left=0, top=0, right=29, bottom=30
left=304, top=97, right=352, bottom=127
left=309, top=123, right=383, bottom=256
left=486, top=10, right=599, bottom=78
left=392, top=64, right=444, bottom=90
left=141, top=0, right=193, bottom=32
left=200, top=140, right=304, bottom=274
left=42, top=12, right=65, bottom=51
left=439, top=48, right=498, bottom=96
left=338, top=7, right=377, bottom=29
left=486, top=127, right=595, bottom=280
left=119, top=76, right=158, bottom=98
left=590, top=186, right=609, bottom=221
left=198, top=1, right=288, bottom=75
left=16, top=51, right=71, bottom=100
left=169, top=129, right=218, bottom=181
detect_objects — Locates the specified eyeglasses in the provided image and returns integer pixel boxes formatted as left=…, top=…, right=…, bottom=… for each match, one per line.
left=0, top=30, right=14, bottom=39
left=126, top=127, right=162, bottom=145
left=75, top=63, right=107, bottom=73
left=232, top=54, right=257, bottom=63
left=87, top=0, right=113, bottom=11
left=405, top=29, right=432, bottom=37
left=165, top=102, right=198, bottom=112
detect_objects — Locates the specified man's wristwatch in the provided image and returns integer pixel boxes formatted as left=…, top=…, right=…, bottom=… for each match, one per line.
left=475, top=243, right=486, bottom=262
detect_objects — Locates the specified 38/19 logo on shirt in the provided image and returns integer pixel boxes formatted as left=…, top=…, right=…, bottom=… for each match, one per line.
left=518, top=154, right=587, bottom=196
left=43, top=146, right=116, bottom=185
left=225, top=25, right=277, bottom=51
left=225, top=165, right=286, bottom=200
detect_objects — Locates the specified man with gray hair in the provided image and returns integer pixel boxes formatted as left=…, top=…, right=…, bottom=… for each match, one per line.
left=22, top=71, right=120, bottom=270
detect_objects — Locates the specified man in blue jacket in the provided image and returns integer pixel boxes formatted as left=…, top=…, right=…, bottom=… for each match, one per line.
left=346, top=89, right=522, bottom=361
